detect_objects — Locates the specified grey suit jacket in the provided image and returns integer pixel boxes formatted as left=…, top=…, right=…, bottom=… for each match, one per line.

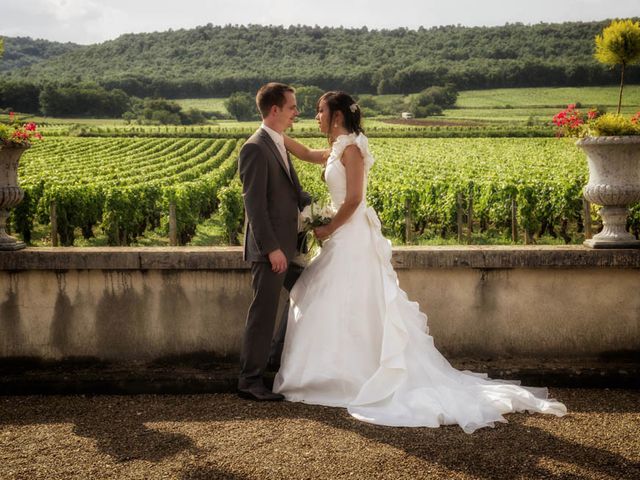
left=239, top=128, right=311, bottom=263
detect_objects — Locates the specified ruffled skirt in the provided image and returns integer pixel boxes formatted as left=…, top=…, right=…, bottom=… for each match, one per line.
left=273, top=205, right=566, bottom=433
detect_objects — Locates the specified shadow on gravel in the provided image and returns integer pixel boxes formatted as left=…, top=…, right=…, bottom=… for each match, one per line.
left=72, top=415, right=196, bottom=463
left=1, top=390, right=639, bottom=479
left=338, top=416, right=640, bottom=480
left=271, top=394, right=640, bottom=480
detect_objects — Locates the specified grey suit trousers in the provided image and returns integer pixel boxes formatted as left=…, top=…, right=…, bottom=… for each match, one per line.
left=238, top=262, right=303, bottom=389
left=268, top=262, right=304, bottom=368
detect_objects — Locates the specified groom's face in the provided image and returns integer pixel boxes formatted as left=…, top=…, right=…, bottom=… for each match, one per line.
left=273, top=91, right=298, bottom=131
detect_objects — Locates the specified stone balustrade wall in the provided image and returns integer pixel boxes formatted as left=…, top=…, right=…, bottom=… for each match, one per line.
left=1, top=246, right=639, bottom=362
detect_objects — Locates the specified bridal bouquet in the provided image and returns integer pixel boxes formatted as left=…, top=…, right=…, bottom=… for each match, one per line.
left=299, top=201, right=336, bottom=233
left=297, top=200, right=336, bottom=253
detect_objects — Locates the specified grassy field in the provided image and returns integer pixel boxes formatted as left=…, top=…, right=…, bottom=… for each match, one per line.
left=175, top=95, right=407, bottom=115
left=445, top=85, right=640, bottom=124
left=0, top=114, right=128, bottom=126
left=442, top=106, right=640, bottom=124
left=3, top=85, right=639, bottom=248
left=456, top=85, right=640, bottom=108
left=5, top=86, right=638, bottom=128
left=174, top=97, right=228, bottom=113
left=172, top=86, right=640, bottom=113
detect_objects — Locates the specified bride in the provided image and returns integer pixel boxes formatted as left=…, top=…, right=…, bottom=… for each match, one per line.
left=273, top=91, right=566, bottom=433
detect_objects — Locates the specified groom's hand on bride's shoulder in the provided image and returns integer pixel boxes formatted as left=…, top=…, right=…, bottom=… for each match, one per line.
left=268, top=249, right=288, bottom=274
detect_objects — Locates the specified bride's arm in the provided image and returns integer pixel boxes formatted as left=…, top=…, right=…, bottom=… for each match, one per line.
left=314, top=145, right=364, bottom=241
left=283, top=134, right=329, bottom=164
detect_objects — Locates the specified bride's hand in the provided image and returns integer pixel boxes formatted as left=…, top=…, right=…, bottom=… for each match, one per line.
left=313, top=224, right=333, bottom=242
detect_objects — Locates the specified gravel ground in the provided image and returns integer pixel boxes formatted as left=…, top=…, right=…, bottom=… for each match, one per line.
left=0, top=389, right=638, bottom=479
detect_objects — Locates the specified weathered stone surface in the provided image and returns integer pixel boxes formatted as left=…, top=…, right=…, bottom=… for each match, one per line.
left=391, top=245, right=640, bottom=269
left=1, top=247, right=639, bottom=363
left=139, top=248, right=248, bottom=270
left=0, top=247, right=142, bottom=270
left=1, top=246, right=640, bottom=271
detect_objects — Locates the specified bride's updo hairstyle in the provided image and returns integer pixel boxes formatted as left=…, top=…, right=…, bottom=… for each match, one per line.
left=318, top=91, right=364, bottom=136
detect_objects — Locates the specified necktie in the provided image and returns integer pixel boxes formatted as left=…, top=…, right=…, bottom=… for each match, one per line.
left=276, top=140, right=290, bottom=175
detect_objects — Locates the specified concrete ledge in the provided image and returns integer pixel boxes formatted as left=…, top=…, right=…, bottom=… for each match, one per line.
left=2, top=247, right=639, bottom=365
left=1, top=246, right=640, bottom=270
left=0, top=247, right=246, bottom=271
left=391, top=245, right=640, bottom=269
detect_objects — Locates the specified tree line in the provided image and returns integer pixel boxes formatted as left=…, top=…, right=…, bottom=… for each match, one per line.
left=1, top=21, right=639, bottom=101
left=225, top=84, right=458, bottom=120
left=0, top=78, right=459, bottom=120
left=0, top=80, right=216, bottom=122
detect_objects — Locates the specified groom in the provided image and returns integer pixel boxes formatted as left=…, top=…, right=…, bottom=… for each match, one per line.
left=237, top=82, right=311, bottom=401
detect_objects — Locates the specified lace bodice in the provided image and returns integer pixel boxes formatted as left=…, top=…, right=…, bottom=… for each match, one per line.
left=324, top=133, right=375, bottom=208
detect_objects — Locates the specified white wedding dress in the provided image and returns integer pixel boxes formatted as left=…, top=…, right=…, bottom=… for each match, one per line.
left=273, top=133, right=566, bottom=433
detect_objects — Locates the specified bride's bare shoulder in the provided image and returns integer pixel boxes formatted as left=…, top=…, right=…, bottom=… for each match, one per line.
left=341, top=144, right=365, bottom=166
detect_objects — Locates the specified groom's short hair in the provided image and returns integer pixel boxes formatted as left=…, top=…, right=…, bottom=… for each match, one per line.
left=256, top=83, right=295, bottom=118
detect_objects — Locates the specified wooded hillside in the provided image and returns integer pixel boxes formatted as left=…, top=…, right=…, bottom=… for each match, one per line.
left=2, top=21, right=639, bottom=98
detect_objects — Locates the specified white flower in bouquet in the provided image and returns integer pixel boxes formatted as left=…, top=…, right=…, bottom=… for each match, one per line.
left=297, top=200, right=336, bottom=252
left=319, top=204, right=336, bottom=221
left=299, top=200, right=336, bottom=232
left=298, top=204, right=313, bottom=231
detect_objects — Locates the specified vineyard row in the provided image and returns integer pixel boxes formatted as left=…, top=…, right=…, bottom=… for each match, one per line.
left=14, top=138, right=243, bottom=245
left=12, top=137, right=640, bottom=247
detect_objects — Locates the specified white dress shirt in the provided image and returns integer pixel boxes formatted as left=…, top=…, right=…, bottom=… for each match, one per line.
left=261, top=123, right=290, bottom=175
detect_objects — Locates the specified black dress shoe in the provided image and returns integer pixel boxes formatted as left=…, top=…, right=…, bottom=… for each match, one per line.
left=237, top=385, right=285, bottom=402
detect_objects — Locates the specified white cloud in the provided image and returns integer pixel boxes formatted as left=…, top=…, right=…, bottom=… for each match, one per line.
left=1, top=0, right=127, bottom=43
left=0, top=0, right=638, bottom=44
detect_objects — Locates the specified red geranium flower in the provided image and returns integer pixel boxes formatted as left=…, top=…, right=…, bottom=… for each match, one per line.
left=0, top=112, right=44, bottom=147
left=552, top=104, right=601, bottom=137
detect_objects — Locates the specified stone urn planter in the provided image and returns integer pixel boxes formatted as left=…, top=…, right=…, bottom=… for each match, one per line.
left=0, top=145, right=27, bottom=251
left=577, top=136, right=640, bottom=248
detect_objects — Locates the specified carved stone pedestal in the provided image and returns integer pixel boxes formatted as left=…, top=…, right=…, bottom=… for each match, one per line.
left=0, top=146, right=27, bottom=251
left=577, top=136, right=640, bottom=249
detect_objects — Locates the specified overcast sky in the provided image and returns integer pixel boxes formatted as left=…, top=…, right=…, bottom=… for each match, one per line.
left=1, top=0, right=638, bottom=45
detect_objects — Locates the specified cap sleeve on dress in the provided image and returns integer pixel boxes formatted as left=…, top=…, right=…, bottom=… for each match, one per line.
left=355, top=134, right=375, bottom=170
left=331, top=134, right=356, bottom=160
left=332, top=133, right=375, bottom=171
